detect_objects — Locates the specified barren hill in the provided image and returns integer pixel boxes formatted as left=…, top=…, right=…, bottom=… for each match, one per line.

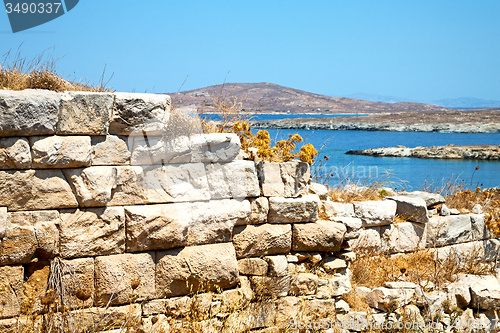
left=170, top=82, right=453, bottom=114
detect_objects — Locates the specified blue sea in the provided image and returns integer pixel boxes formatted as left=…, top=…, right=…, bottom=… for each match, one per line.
left=202, top=113, right=500, bottom=190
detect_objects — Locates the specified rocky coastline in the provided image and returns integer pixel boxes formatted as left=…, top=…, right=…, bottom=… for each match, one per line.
left=252, top=111, right=500, bottom=133
left=346, top=144, right=500, bottom=160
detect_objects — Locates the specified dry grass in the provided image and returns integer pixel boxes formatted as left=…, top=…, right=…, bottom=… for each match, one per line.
left=1, top=46, right=113, bottom=92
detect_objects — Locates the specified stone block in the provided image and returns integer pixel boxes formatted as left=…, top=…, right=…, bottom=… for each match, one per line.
left=109, top=92, right=171, bottom=135
left=354, top=200, right=397, bottom=227
left=233, top=224, right=292, bottom=258
left=250, top=276, right=291, bottom=297
left=0, top=137, right=31, bottom=169
left=0, top=169, right=78, bottom=211
left=385, top=195, right=429, bottom=223
left=280, top=160, right=310, bottom=197
left=323, top=258, right=347, bottom=272
left=95, top=253, right=155, bottom=306
left=0, top=89, right=59, bottom=137
left=0, top=265, right=23, bottom=319
left=329, top=275, right=352, bottom=297
left=381, top=222, right=427, bottom=254
left=264, top=255, right=288, bottom=277
left=330, top=216, right=362, bottom=239
left=366, top=287, right=415, bottom=311
left=0, top=207, right=6, bottom=239
left=204, top=133, right=241, bottom=162
left=292, top=220, right=346, bottom=252
left=403, top=191, right=445, bottom=208
left=186, top=199, right=250, bottom=246
left=30, top=135, right=92, bottom=168
left=458, top=274, right=500, bottom=310
left=289, top=273, right=318, bottom=296
left=246, top=197, right=269, bottom=225
left=257, top=162, right=285, bottom=197
left=321, top=201, right=355, bottom=218
left=347, top=227, right=382, bottom=254
left=427, top=214, right=474, bottom=247
left=124, top=204, right=188, bottom=252
left=63, top=166, right=119, bottom=207
left=59, top=207, right=125, bottom=258
left=268, top=195, right=319, bottom=223
left=156, top=243, right=239, bottom=298
left=59, top=257, right=95, bottom=309
left=0, top=211, right=59, bottom=265
left=57, top=91, right=114, bottom=135
left=224, top=301, right=276, bottom=331
left=205, top=161, right=260, bottom=199
left=238, top=258, right=268, bottom=276
left=91, top=135, right=130, bottom=166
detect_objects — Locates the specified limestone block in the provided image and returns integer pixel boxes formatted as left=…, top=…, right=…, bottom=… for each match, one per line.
left=0, top=169, right=78, bottom=211
left=109, top=92, right=171, bottom=135
left=427, top=215, right=473, bottom=247
left=246, top=197, right=269, bottom=225
left=268, top=195, right=319, bottom=223
left=309, top=182, right=328, bottom=199
left=292, top=220, right=345, bottom=252
left=337, top=312, right=368, bottom=331
left=156, top=243, right=239, bottom=298
left=224, top=301, right=276, bottom=331
left=63, top=166, right=119, bottom=207
left=289, top=273, right=318, bottom=296
left=434, top=239, right=500, bottom=264
left=354, top=200, right=397, bottom=227
left=471, top=213, right=487, bottom=240
left=130, top=134, right=194, bottom=165
left=233, top=224, right=292, bottom=258
left=57, top=91, right=114, bottom=135
left=59, top=257, right=95, bottom=309
left=238, top=258, right=268, bottom=276
left=403, top=191, right=445, bottom=208
left=347, top=227, right=382, bottom=254
left=329, top=275, right=352, bottom=296
left=323, top=258, right=347, bottom=272
left=59, top=207, right=125, bottom=258
left=444, top=282, right=471, bottom=308
left=205, top=161, right=259, bottom=199
left=264, top=255, right=288, bottom=277
left=95, top=252, right=155, bottom=306
left=124, top=204, right=188, bottom=252
left=91, top=135, right=130, bottom=165
left=0, top=318, right=16, bottom=331
left=385, top=196, right=429, bottom=223
left=458, top=274, right=500, bottom=310
left=0, top=265, right=23, bottom=319
left=257, top=162, right=285, bottom=197
left=186, top=199, right=250, bottom=246
left=366, top=287, right=415, bottom=311
left=381, top=222, right=427, bottom=254
left=250, top=276, right=291, bottom=297
left=30, top=135, right=92, bottom=168
left=204, top=133, right=241, bottom=162
left=0, top=89, right=59, bottom=137
left=280, top=160, right=310, bottom=197
left=0, top=137, right=31, bottom=169
left=275, top=297, right=300, bottom=326
left=321, top=201, right=355, bottom=218
left=330, top=216, right=362, bottom=239
left=383, top=282, right=418, bottom=289
left=0, top=211, right=59, bottom=265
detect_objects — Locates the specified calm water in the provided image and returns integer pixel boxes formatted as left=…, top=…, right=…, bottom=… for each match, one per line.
left=261, top=128, right=500, bottom=191
left=202, top=113, right=367, bottom=121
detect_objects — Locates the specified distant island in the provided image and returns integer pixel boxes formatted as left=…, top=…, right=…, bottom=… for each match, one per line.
left=346, top=144, right=500, bottom=160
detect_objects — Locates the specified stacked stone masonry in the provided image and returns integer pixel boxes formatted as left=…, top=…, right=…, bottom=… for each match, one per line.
left=0, top=89, right=499, bottom=332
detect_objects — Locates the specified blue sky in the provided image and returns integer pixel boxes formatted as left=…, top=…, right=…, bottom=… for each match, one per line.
left=1, top=0, right=499, bottom=101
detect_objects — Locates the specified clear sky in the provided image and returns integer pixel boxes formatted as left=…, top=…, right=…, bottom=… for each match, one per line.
left=1, top=0, right=499, bottom=101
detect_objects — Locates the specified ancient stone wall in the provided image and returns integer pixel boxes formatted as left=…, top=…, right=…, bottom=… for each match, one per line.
left=0, top=89, right=499, bottom=332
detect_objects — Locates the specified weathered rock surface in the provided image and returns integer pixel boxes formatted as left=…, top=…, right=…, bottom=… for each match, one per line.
left=354, top=200, right=396, bottom=226
left=0, top=210, right=59, bottom=265
left=91, top=135, right=130, bottom=165
left=264, top=255, right=288, bottom=277
left=95, top=252, right=155, bottom=305
left=427, top=214, right=474, bottom=247
left=0, top=265, right=23, bottom=319
left=323, top=257, right=347, bottom=272
left=289, top=273, right=318, bottom=296
left=30, top=135, right=92, bottom=168
left=60, top=257, right=95, bottom=309
left=381, top=222, right=427, bottom=253
left=402, top=191, right=446, bottom=208
left=291, top=220, right=346, bottom=252
left=233, top=224, right=292, bottom=258
left=385, top=196, right=429, bottom=223
left=57, top=91, right=114, bottom=135
left=444, top=282, right=471, bottom=308
left=347, top=227, right=382, bottom=253
left=246, top=197, right=269, bottom=225
left=156, top=243, right=239, bottom=297
left=366, top=287, right=415, bottom=311
left=268, top=195, right=319, bottom=223
left=457, top=274, right=500, bottom=310
left=280, top=160, right=310, bottom=197
left=0, top=89, right=60, bottom=137
left=0, top=207, right=6, bottom=239
left=257, top=162, right=285, bottom=197
left=238, top=258, right=268, bottom=276
left=0, top=137, right=31, bottom=169
left=329, top=216, right=362, bottom=239
left=321, top=201, right=355, bottom=218
left=0, top=169, right=78, bottom=211
left=204, top=133, right=241, bottom=162
left=346, top=144, right=500, bottom=160
left=109, top=92, right=171, bottom=135
left=59, top=207, right=125, bottom=258
left=210, top=160, right=260, bottom=199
